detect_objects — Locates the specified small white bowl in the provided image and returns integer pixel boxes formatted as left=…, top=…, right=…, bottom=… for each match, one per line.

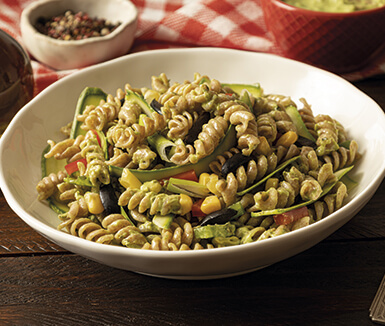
left=20, top=0, right=138, bottom=70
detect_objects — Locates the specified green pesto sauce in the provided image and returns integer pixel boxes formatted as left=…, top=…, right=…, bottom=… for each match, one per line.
left=283, top=0, right=385, bottom=12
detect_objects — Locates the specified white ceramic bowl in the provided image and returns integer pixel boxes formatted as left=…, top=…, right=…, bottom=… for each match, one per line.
left=1, top=48, right=384, bottom=279
left=20, top=0, right=138, bottom=70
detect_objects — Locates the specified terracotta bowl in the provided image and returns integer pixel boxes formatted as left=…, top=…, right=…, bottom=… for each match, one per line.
left=20, top=0, right=138, bottom=70
left=260, top=0, right=385, bottom=73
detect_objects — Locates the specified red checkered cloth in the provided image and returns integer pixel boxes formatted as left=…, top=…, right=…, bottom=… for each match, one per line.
left=1, top=0, right=384, bottom=96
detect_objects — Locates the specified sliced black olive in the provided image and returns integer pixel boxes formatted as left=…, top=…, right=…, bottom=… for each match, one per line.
left=150, top=99, right=163, bottom=115
left=221, top=152, right=253, bottom=176
left=295, top=136, right=316, bottom=147
left=99, top=183, right=120, bottom=215
left=199, top=207, right=237, bottom=226
left=184, top=112, right=211, bottom=145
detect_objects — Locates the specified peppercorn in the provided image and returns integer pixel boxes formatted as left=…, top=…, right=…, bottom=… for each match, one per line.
left=34, top=10, right=121, bottom=41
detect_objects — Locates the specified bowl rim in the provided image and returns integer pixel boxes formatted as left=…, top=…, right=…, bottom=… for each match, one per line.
left=1, top=47, right=384, bottom=269
left=21, top=0, right=138, bottom=46
left=267, top=0, right=385, bottom=17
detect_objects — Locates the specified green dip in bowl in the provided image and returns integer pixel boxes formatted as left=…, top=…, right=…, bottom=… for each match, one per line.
left=283, top=0, right=385, bottom=12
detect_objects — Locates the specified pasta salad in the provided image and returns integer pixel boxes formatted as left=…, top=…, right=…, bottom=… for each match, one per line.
left=36, top=73, right=360, bottom=250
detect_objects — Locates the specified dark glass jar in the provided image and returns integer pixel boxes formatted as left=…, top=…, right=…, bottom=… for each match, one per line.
left=0, top=29, right=34, bottom=134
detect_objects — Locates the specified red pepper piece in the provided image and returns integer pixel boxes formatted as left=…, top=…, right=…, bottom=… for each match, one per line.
left=273, top=206, right=309, bottom=226
left=172, top=170, right=199, bottom=182
left=91, top=129, right=102, bottom=147
left=65, top=158, right=87, bottom=175
left=191, top=198, right=206, bottom=218
left=159, top=169, right=199, bottom=186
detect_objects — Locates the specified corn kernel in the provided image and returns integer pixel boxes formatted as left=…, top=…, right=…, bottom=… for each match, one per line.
left=179, top=194, right=193, bottom=215
left=199, top=173, right=211, bottom=185
left=201, top=195, right=222, bottom=215
left=276, top=131, right=298, bottom=148
left=199, top=173, right=221, bottom=197
left=84, top=192, right=104, bottom=214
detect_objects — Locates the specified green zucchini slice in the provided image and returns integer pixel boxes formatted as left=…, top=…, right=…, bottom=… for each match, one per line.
left=222, top=83, right=263, bottom=98
left=237, top=155, right=300, bottom=196
left=125, top=89, right=155, bottom=117
left=284, top=105, right=316, bottom=142
left=41, top=146, right=68, bottom=214
left=110, top=125, right=237, bottom=183
left=70, top=87, right=107, bottom=139
left=250, top=166, right=354, bottom=218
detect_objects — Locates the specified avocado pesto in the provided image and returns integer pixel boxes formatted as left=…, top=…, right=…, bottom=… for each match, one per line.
left=36, top=73, right=360, bottom=251
left=283, top=0, right=385, bottom=12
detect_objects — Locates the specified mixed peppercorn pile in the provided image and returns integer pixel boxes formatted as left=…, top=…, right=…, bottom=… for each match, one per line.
left=35, top=10, right=121, bottom=40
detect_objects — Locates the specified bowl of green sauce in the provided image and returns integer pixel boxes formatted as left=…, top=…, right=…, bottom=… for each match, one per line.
left=284, top=0, right=385, bottom=12
left=260, top=0, right=385, bottom=73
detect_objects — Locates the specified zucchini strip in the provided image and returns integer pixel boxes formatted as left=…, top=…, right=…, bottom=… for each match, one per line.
left=237, top=156, right=300, bottom=196
left=110, top=125, right=237, bottom=183
left=41, top=145, right=69, bottom=214
left=250, top=166, right=354, bottom=218
left=126, top=89, right=155, bottom=117
left=147, top=133, right=176, bottom=163
left=70, top=87, right=107, bottom=139
left=221, top=83, right=263, bottom=98
left=284, top=105, right=316, bottom=142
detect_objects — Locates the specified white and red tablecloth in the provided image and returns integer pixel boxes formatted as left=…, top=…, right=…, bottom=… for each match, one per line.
left=1, top=0, right=385, bottom=96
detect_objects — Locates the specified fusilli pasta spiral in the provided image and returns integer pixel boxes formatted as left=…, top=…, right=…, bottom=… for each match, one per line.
left=77, top=93, right=122, bottom=132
